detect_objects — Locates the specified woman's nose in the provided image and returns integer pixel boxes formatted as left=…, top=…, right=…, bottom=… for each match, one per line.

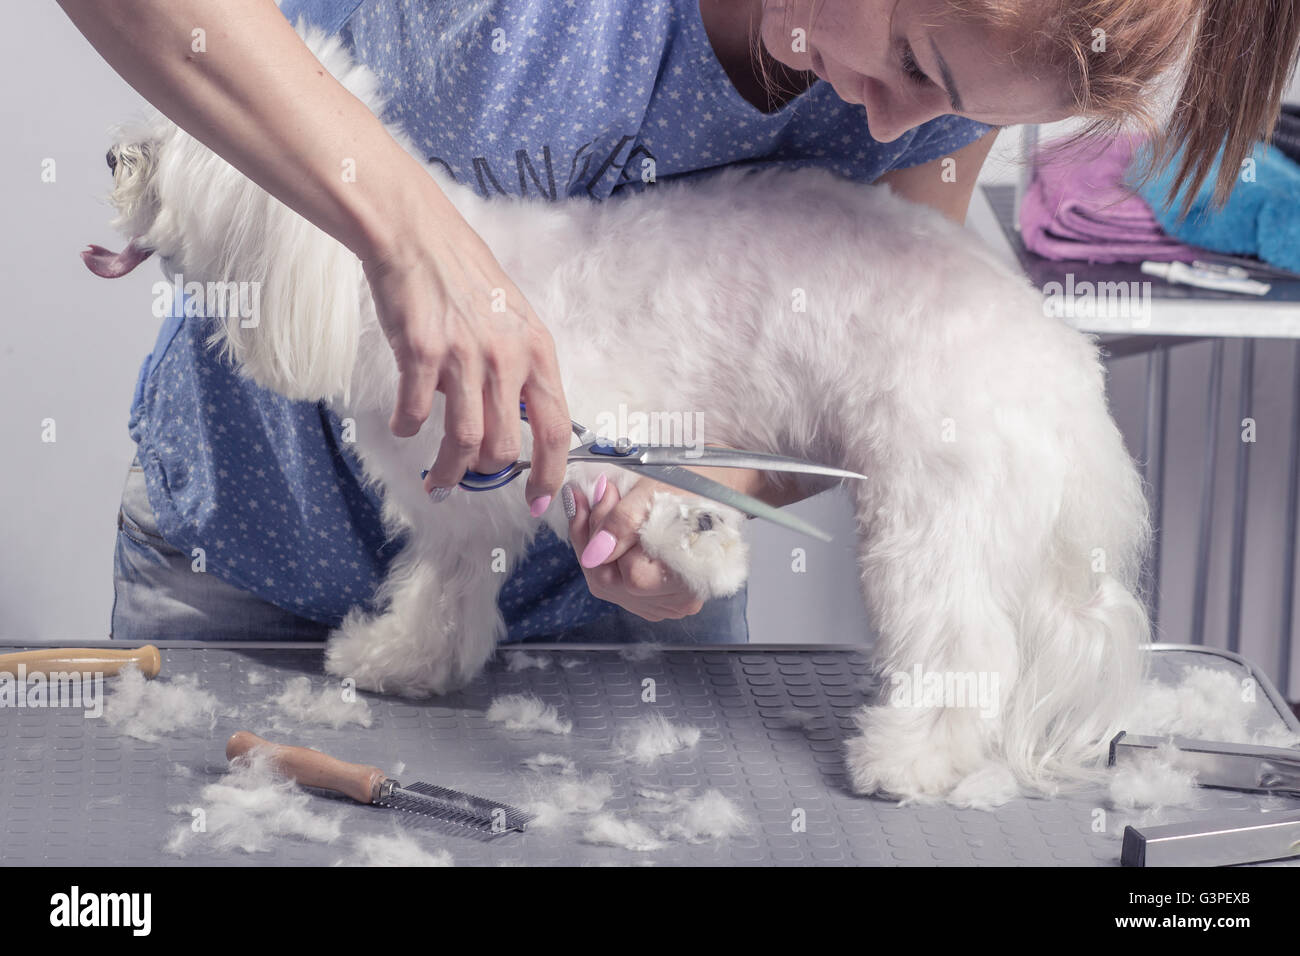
left=861, top=80, right=945, bottom=144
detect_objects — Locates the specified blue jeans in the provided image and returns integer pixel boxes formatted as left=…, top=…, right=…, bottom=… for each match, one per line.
left=111, top=458, right=749, bottom=644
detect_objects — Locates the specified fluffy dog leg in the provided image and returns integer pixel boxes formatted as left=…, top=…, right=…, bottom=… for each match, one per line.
left=842, top=339, right=1148, bottom=803
left=325, top=539, right=502, bottom=697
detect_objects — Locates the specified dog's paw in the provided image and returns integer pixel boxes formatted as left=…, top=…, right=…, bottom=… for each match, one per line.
left=844, top=704, right=967, bottom=802
left=637, top=490, right=749, bottom=600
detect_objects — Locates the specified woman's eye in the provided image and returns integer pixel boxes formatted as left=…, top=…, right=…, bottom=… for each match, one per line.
left=900, top=43, right=929, bottom=85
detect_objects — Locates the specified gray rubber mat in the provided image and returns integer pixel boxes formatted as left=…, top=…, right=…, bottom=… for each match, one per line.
left=0, top=642, right=1296, bottom=866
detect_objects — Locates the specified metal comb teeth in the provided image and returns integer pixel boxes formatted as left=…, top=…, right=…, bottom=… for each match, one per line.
left=380, top=780, right=533, bottom=833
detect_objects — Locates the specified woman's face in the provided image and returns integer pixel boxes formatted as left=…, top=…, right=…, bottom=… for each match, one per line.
left=760, top=0, right=1075, bottom=141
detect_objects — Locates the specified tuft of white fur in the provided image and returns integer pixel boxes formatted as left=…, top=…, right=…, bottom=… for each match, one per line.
left=272, top=676, right=373, bottom=729
left=774, top=707, right=821, bottom=730
left=96, top=21, right=1152, bottom=804
left=337, top=832, right=454, bottom=867
left=523, top=772, right=615, bottom=829
left=636, top=787, right=750, bottom=843
left=582, top=815, right=667, bottom=852
left=618, top=644, right=664, bottom=663
left=1126, top=665, right=1300, bottom=748
left=583, top=788, right=749, bottom=851
left=1108, top=742, right=1199, bottom=811
left=504, top=651, right=553, bottom=672
left=522, top=753, right=578, bottom=775
left=103, top=136, right=158, bottom=228
left=616, top=712, right=702, bottom=764
left=944, top=765, right=1022, bottom=810
left=165, top=749, right=343, bottom=855
left=486, top=693, right=572, bottom=735
left=105, top=666, right=218, bottom=742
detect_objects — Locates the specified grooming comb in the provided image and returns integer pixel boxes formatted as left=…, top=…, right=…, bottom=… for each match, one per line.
left=1109, top=731, right=1300, bottom=797
left=226, top=731, right=532, bottom=833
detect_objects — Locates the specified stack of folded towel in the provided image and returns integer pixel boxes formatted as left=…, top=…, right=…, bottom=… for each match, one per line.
left=1018, top=132, right=1201, bottom=263
left=1135, top=122, right=1300, bottom=275
left=1019, top=114, right=1300, bottom=275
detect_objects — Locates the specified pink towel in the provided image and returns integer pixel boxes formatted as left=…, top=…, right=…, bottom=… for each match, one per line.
left=1018, top=133, right=1201, bottom=263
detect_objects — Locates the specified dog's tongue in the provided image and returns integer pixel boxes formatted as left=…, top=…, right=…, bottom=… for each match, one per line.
left=81, top=239, right=153, bottom=278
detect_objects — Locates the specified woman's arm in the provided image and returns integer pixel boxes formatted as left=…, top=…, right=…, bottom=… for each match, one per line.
left=873, top=128, right=1000, bottom=224
left=59, top=0, right=419, bottom=262
left=57, top=0, right=573, bottom=510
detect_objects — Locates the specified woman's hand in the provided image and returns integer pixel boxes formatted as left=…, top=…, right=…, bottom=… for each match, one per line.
left=563, top=456, right=808, bottom=619
left=565, top=477, right=706, bottom=621
left=363, top=206, right=572, bottom=515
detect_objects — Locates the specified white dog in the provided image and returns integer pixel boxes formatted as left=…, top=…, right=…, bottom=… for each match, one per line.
left=85, top=26, right=1150, bottom=804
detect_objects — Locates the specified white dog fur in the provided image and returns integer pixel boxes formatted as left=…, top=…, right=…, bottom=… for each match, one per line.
left=87, top=25, right=1150, bottom=804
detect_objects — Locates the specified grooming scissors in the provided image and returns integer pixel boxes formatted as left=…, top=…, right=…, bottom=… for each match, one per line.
left=423, top=403, right=867, bottom=541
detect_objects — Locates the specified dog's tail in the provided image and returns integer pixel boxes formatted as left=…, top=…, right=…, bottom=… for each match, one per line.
left=998, top=547, right=1150, bottom=794
left=997, top=342, right=1152, bottom=794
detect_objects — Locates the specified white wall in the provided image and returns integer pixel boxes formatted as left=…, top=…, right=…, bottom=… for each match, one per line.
left=1, top=4, right=158, bottom=642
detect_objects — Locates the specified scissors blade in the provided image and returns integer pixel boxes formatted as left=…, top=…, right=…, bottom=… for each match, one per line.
left=638, top=445, right=868, bottom=482
left=624, top=463, right=834, bottom=542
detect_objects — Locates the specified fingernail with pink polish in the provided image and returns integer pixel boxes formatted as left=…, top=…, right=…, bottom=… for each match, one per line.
left=580, top=530, right=617, bottom=568
left=592, top=473, right=607, bottom=505
left=529, top=495, right=552, bottom=517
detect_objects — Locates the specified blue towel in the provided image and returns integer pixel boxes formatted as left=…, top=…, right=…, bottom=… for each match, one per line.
left=1132, top=138, right=1300, bottom=272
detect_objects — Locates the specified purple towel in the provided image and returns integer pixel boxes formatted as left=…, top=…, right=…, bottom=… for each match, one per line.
left=1019, top=132, right=1201, bottom=263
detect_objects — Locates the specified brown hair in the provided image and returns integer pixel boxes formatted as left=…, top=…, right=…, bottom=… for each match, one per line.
left=950, top=0, right=1300, bottom=218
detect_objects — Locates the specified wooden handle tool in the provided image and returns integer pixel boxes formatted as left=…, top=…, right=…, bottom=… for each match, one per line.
left=226, top=730, right=385, bottom=803
left=0, top=644, right=161, bottom=678
left=226, top=730, right=533, bottom=832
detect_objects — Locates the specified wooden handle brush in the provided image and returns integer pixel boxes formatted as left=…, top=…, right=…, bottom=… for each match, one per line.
left=0, top=644, right=161, bottom=678
left=226, top=731, right=532, bottom=832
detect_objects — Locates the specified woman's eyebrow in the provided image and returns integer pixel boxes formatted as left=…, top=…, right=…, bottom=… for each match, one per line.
left=928, top=37, right=964, bottom=112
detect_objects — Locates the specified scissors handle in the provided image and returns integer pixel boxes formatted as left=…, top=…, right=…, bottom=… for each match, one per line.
left=455, top=402, right=592, bottom=491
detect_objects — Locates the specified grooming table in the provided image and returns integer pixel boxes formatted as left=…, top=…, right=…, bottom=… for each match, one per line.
left=1, top=641, right=1296, bottom=866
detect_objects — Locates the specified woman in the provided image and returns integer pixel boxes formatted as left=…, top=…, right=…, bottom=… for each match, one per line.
left=59, top=0, right=1298, bottom=644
